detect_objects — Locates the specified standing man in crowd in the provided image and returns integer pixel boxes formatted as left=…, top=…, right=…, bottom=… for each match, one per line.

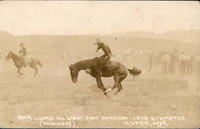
left=148, top=48, right=154, bottom=72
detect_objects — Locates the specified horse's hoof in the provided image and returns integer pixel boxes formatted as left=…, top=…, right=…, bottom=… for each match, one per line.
left=105, top=88, right=112, bottom=93
left=104, top=92, right=108, bottom=96
left=114, top=92, right=118, bottom=95
left=104, top=92, right=112, bottom=97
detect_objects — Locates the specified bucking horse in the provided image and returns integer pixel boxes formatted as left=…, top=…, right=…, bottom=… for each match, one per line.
left=69, top=56, right=141, bottom=96
left=5, top=51, right=42, bottom=77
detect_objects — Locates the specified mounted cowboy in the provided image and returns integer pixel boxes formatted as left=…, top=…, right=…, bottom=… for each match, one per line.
left=94, top=38, right=113, bottom=75
left=19, top=42, right=27, bottom=67
left=95, top=38, right=113, bottom=65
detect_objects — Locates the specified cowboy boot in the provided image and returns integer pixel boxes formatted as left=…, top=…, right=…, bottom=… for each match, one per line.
left=85, top=68, right=91, bottom=74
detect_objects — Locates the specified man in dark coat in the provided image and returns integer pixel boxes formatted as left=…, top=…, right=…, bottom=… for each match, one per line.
left=19, top=43, right=27, bottom=67
left=95, top=39, right=113, bottom=72
left=95, top=38, right=113, bottom=64
left=85, top=39, right=113, bottom=76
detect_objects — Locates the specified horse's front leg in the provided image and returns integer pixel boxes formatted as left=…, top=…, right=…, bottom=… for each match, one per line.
left=96, top=75, right=107, bottom=95
left=17, top=67, right=23, bottom=77
left=31, top=66, right=38, bottom=77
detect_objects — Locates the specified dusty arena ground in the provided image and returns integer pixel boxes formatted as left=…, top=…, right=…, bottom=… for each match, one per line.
left=0, top=1, right=200, bottom=127
left=0, top=59, right=199, bottom=128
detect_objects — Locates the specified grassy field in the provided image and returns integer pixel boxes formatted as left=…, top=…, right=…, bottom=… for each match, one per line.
left=0, top=59, right=199, bottom=128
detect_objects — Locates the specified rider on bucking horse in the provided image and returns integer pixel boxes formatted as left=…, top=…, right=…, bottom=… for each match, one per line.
left=95, top=38, right=113, bottom=75
left=86, top=38, right=113, bottom=76
left=19, top=43, right=27, bottom=67
left=95, top=38, right=113, bottom=64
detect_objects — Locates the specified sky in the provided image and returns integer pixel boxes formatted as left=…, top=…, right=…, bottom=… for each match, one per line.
left=0, top=1, right=199, bottom=35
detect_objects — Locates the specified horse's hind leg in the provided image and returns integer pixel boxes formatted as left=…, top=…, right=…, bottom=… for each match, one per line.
left=114, top=73, right=127, bottom=94
left=112, top=76, right=120, bottom=90
left=34, top=67, right=38, bottom=77
left=103, top=75, right=120, bottom=95
left=117, top=76, right=124, bottom=93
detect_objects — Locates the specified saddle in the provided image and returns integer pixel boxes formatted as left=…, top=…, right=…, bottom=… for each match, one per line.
left=20, top=56, right=28, bottom=67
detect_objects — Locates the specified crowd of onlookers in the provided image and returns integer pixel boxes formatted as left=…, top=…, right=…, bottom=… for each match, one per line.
left=111, top=45, right=200, bottom=75
left=148, top=46, right=200, bottom=75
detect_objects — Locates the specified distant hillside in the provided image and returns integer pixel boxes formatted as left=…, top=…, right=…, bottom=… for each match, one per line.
left=0, top=30, right=199, bottom=58
left=111, top=29, right=200, bottom=44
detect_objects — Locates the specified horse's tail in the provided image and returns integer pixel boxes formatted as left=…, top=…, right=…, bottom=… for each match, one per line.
left=36, top=59, right=42, bottom=67
left=128, top=67, right=142, bottom=76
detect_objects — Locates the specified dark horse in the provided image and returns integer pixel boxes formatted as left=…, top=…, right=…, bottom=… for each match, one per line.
left=69, top=57, right=141, bottom=95
left=5, top=51, right=42, bottom=77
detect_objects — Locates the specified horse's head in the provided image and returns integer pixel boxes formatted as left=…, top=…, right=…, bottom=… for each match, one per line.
left=5, top=51, right=12, bottom=61
left=69, top=64, right=79, bottom=83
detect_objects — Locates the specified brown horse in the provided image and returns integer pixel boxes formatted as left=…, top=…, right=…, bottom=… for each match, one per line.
left=69, top=56, right=141, bottom=95
left=5, top=51, right=42, bottom=77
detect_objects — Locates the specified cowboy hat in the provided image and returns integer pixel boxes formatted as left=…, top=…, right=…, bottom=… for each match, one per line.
left=96, top=38, right=101, bottom=43
left=19, top=42, right=24, bottom=46
left=94, top=38, right=104, bottom=45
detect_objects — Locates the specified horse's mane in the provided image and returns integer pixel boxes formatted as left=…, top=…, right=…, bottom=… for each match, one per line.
left=74, top=57, right=96, bottom=65
left=72, top=57, right=100, bottom=70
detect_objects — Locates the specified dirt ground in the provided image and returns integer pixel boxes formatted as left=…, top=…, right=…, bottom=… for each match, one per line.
left=0, top=58, right=199, bottom=128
